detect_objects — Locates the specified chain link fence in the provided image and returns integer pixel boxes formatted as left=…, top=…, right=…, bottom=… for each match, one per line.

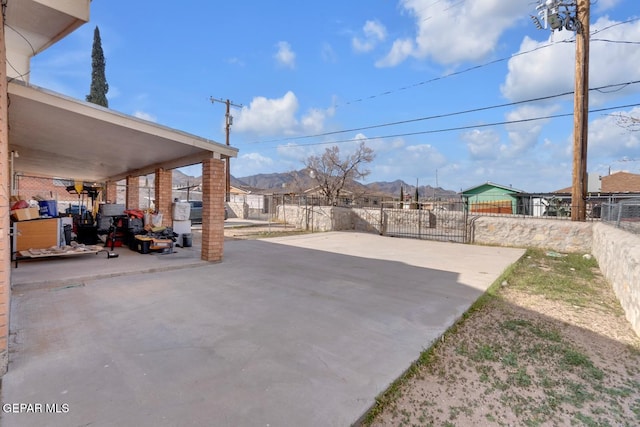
left=601, top=198, right=640, bottom=234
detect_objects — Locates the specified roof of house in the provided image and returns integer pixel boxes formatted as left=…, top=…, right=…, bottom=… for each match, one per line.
left=555, top=171, right=640, bottom=194
left=460, top=182, right=525, bottom=195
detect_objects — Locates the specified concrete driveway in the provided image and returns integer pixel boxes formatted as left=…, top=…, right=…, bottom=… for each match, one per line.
left=1, top=232, right=524, bottom=426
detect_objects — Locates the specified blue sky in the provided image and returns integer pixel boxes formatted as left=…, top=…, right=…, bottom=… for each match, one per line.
left=28, top=0, right=640, bottom=192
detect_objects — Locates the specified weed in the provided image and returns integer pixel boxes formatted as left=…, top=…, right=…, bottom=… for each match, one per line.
left=472, top=344, right=498, bottom=362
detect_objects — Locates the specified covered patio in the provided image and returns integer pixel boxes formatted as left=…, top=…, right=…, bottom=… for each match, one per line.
left=8, top=80, right=238, bottom=262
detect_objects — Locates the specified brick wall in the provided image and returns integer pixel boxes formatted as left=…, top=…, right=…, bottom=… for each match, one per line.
left=0, top=22, right=10, bottom=375
left=126, top=175, right=139, bottom=210
left=154, top=168, right=172, bottom=227
left=201, top=158, right=225, bottom=261
left=105, top=181, right=117, bottom=204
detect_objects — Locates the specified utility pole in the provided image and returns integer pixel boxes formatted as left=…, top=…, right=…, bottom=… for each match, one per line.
left=532, top=0, right=590, bottom=221
left=572, top=0, right=589, bottom=221
left=210, top=97, right=242, bottom=201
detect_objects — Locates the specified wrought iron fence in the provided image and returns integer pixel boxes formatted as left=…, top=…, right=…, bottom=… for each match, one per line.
left=378, top=200, right=469, bottom=243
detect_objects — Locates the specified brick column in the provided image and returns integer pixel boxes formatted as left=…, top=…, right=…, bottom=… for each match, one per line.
left=105, top=181, right=117, bottom=204
left=201, top=158, right=225, bottom=262
left=126, top=175, right=139, bottom=210
left=154, top=168, right=172, bottom=227
left=0, top=18, right=9, bottom=376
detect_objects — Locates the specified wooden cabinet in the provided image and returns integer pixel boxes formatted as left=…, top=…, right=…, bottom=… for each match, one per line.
left=14, top=218, right=60, bottom=252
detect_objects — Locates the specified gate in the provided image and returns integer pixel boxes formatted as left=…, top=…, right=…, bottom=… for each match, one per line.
left=379, top=200, right=469, bottom=243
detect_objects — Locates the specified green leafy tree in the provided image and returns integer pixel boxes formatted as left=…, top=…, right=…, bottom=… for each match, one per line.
left=86, top=26, right=109, bottom=107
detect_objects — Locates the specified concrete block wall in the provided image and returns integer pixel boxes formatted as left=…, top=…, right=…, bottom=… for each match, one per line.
left=592, top=222, right=640, bottom=336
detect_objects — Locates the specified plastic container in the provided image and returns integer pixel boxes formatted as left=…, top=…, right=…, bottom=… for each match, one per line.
left=38, top=200, right=58, bottom=217
left=172, top=201, right=191, bottom=221
left=182, top=233, right=192, bottom=247
left=99, top=203, right=125, bottom=216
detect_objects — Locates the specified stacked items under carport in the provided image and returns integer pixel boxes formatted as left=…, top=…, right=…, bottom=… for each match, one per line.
left=96, top=203, right=126, bottom=246
left=131, top=211, right=178, bottom=254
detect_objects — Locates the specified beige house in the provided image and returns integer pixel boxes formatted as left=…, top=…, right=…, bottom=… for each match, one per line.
left=0, top=0, right=237, bottom=375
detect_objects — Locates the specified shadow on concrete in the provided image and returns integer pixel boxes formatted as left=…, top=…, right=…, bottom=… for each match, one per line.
left=3, top=232, right=523, bottom=426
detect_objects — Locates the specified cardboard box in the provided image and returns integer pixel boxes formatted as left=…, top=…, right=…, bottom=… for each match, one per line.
left=11, top=207, right=40, bottom=221
left=150, top=238, right=173, bottom=250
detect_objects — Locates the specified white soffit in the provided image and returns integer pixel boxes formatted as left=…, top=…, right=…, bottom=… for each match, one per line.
left=8, top=81, right=237, bottom=182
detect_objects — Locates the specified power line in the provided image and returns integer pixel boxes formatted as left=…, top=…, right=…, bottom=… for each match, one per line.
left=271, top=102, right=640, bottom=149
left=335, top=17, right=639, bottom=109
left=249, top=79, right=640, bottom=145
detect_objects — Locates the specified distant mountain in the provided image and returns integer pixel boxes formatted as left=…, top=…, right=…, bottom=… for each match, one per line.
left=233, top=170, right=459, bottom=198
left=368, top=179, right=458, bottom=199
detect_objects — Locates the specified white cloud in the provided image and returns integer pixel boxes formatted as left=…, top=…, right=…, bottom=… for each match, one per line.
left=502, top=104, right=561, bottom=157
left=226, top=57, right=245, bottom=67
left=301, top=105, right=335, bottom=134
left=233, top=92, right=336, bottom=137
left=378, top=0, right=531, bottom=66
left=232, top=152, right=275, bottom=177
left=233, top=91, right=299, bottom=136
left=502, top=18, right=640, bottom=103
left=133, top=110, right=157, bottom=122
left=321, top=43, right=338, bottom=63
left=274, top=41, right=296, bottom=69
left=352, top=20, right=387, bottom=53
left=588, top=106, right=640, bottom=160
left=462, top=129, right=501, bottom=160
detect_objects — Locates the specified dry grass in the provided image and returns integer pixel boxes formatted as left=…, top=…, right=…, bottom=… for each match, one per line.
left=363, top=248, right=640, bottom=427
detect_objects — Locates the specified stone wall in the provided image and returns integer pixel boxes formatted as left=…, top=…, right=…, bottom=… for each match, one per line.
left=470, top=216, right=593, bottom=253
left=591, top=222, right=640, bottom=336
left=275, top=205, right=640, bottom=335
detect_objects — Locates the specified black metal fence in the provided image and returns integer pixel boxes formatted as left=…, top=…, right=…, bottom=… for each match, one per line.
left=378, top=200, right=469, bottom=243
left=228, top=193, right=640, bottom=241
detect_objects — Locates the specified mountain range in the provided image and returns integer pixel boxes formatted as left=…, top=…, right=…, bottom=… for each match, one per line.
left=231, top=170, right=458, bottom=199
left=170, top=168, right=458, bottom=198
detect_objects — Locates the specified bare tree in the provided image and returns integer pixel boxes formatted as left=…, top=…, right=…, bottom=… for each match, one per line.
left=304, top=141, right=375, bottom=205
left=615, top=113, right=640, bottom=132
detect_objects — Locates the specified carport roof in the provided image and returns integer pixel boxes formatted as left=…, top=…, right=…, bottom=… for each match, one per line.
left=8, top=81, right=238, bottom=183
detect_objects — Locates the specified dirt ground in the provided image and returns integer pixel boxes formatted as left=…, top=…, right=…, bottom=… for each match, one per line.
left=367, top=250, right=640, bottom=427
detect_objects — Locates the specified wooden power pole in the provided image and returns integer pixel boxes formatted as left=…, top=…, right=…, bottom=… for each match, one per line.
left=210, top=97, right=242, bottom=201
left=571, top=0, right=590, bottom=221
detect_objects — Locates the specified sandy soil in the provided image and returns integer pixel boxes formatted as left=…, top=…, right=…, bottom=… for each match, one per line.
left=368, top=253, right=640, bottom=426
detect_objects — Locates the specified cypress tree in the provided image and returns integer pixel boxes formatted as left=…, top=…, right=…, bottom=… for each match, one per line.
left=86, top=26, right=109, bottom=107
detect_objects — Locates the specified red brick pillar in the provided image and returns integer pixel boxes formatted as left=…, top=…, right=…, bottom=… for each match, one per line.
left=105, top=181, right=117, bottom=204
left=126, top=175, right=139, bottom=210
left=0, top=18, right=9, bottom=376
left=154, top=168, right=172, bottom=227
left=201, top=158, right=225, bottom=262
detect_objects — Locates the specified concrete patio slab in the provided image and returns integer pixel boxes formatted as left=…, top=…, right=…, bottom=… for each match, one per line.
left=1, top=232, right=524, bottom=426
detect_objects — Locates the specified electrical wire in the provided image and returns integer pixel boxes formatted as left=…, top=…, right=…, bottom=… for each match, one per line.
left=272, top=102, right=640, bottom=149
left=336, top=17, right=639, bottom=109
left=250, top=79, right=640, bottom=145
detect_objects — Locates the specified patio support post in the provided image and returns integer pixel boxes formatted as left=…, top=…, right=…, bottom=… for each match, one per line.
left=154, top=168, right=172, bottom=227
left=201, top=158, right=225, bottom=262
left=126, top=175, right=139, bottom=210
left=105, top=181, right=117, bottom=203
